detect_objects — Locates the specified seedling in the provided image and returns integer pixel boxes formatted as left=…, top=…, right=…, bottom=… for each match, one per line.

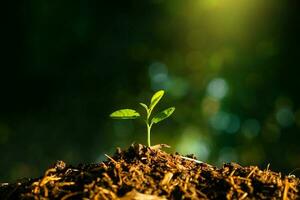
left=110, top=90, right=175, bottom=147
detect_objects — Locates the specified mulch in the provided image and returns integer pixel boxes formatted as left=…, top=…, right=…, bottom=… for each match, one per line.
left=0, top=143, right=299, bottom=199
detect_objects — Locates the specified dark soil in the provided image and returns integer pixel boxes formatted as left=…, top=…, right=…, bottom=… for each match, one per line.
left=0, top=144, right=299, bottom=200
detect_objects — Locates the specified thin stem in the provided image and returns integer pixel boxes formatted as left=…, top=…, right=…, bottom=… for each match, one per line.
left=147, top=124, right=151, bottom=146
left=146, top=109, right=152, bottom=146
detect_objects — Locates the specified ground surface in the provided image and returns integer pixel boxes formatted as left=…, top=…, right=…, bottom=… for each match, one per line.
left=0, top=144, right=299, bottom=200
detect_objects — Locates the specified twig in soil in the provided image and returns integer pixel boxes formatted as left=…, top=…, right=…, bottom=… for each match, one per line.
left=266, top=163, right=270, bottom=171
left=240, top=192, right=248, bottom=200
left=283, top=179, right=290, bottom=200
left=104, top=154, right=118, bottom=164
left=150, top=144, right=170, bottom=150
left=160, top=172, right=173, bottom=186
left=180, top=156, right=205, bottom=164
left=229, top=169, right=236, bottom=177
left=247, top=166, right=257, bottom=178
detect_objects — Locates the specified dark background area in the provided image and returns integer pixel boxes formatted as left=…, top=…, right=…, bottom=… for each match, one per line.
left=1, top=0, right=300, bottom=181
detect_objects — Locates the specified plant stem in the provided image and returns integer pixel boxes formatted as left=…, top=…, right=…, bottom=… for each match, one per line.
left=146, top=110, right=152, bottom=147
left=147, top=124, right=151, bottom=146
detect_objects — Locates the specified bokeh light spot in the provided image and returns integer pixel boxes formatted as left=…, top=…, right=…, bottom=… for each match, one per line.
left=177, top=127, right=210, bottom=161
left=166, top=77, right=189, bottom=98
left=225, top=114, right=240, bottom=134
left=149, top=61, right=169, bottom=90
left=149, top=62, right=168, bottom=78
left=210, top=111, right=240, bottom=134
left=276, top=107, right=294, bottom=127
left=207, top=78, right=229, bottom=99
left=201, top=96, right=220, bottom=117
left=210, top=111, right=230, bottom=132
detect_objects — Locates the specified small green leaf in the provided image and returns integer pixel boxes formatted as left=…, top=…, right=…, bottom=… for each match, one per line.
left=149, top=90, right=164, bottom=111
left=110, top=109, right=140, bottom=119
left=139, top=103, right=148, bottom=111
left=151, top=107, right=175, bottom=124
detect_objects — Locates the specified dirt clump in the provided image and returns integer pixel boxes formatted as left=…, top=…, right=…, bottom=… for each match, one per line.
left=0, top=143, right=299, bottom=199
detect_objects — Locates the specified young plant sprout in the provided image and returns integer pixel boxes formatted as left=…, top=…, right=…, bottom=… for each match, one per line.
left=110, top=90, right=175, bottom=147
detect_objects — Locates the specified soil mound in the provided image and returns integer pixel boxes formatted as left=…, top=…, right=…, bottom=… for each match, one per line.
left=0, top=144, right=299, bottom=199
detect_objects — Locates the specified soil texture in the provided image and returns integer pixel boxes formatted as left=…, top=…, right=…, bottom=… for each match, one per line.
left=0, top=144, right=299, bottom=199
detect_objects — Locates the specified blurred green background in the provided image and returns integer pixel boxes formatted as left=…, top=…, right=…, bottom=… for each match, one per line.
left=1, top=0, right=300, bottom=181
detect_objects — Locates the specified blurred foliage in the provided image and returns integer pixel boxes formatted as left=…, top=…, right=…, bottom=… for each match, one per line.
left=1, top=0, right=300, bottom=181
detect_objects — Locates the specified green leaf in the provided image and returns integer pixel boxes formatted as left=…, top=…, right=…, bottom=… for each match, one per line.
left=151, top=107, right=175, bottom=124
left=139, top=103, right=148, bottom=111
left=110, top=109, right=140, bottom=119
left=149, top=90, right=164, bottom=111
